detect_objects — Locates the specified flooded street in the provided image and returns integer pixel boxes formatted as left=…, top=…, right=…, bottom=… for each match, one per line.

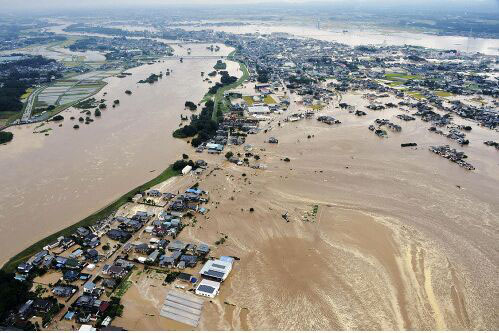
left=168, top=89, right=499, bottom=330
left=0, top=17, right=497, bottom=330
left=110, top=88, right=498, bottom=329
left=0, top=43, right=238, bottom=265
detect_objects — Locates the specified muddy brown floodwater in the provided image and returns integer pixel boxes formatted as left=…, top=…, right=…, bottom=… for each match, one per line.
left=0, top=43, right=239, bottom=265
left=168, top=91, right=498, bottom=330
left=105, top=88, right=498, bottom=330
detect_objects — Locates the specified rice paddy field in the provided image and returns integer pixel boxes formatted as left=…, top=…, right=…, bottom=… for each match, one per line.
left=32, top=69, right=122, bottom=114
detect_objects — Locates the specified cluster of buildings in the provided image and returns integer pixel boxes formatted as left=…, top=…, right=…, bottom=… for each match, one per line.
left=429, top=126, right=470, bottom=145
left=217, top=28, right=497, bottom=129
left=429, top=145, right=475, bottom=170
left=0, top=55, right=64, bottom=83
left=0, top=30, right=65, bottom=51
left=68, top=36, right=172, bottom=61
left=11, top=174, right=237, bottom=330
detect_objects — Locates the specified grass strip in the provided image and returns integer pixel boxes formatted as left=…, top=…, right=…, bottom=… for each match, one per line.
left=2, top=166, right=180, bottom=272
left=211, top=57, right=250, bottom=121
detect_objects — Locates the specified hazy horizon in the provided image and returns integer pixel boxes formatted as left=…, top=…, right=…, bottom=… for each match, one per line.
left=1, top=0, right=498, bottom=15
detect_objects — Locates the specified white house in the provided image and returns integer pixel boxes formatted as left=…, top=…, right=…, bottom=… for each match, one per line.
left=195, top=279, right=220, bottom=298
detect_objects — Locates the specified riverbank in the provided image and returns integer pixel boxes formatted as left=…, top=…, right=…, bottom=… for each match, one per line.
left=197, top=50, right=250, bottom=121
left=0, top=43, right=238, bottom=266
left=2, top=166, right=179, bottom=273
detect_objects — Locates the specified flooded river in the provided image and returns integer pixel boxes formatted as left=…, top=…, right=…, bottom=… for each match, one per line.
left=180, top=23, right=499, bottom=56
left=0, top=43, right=238, bottom=265
left=46, top=19, right=499, bottom=56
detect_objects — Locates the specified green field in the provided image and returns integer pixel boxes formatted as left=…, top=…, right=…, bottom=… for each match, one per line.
left=243, top=96, right=254, bottom=106
left=308, top=104, right=324, bottom=110
left=408, top=91, right=425, bottom=100
left=384, top=73, right=421, bottom=81
left=435, top=90, right=453, bottom=97
left=2, top=166, right=180, bottom=273
left=20, top=88, right=34, bottom=99
left=263, top=95, right=277, bottom=105
left=210, top=56, right=250, bottom=121
left=0, top=111, right=22, bottom=127
left=387, top=81, right=403, bottom=87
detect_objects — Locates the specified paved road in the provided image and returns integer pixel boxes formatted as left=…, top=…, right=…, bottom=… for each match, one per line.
left=21, top=86, right=44, bottom=122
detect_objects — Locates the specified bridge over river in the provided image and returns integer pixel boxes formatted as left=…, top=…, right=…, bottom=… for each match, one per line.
left=167, top=55, right=227, bottom=59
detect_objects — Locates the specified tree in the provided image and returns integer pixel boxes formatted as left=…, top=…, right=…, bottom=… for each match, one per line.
left=213, top=60, right=227, bottom=70
left=172, top=160, right=189, bottom=171
left=184, top=101, right=197, bottom=111
left=95, top=109, right=102, bottom=117
left=0, top=131, right=14, bottom=144
left=225, top=151, right=234, bottom=160
left=191, top=137, right=202, bottom=147
left=182, top=153, right=189, bottom=160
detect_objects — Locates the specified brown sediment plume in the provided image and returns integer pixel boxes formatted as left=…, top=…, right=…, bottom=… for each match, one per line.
left=165, top=96, right=498, bottom=329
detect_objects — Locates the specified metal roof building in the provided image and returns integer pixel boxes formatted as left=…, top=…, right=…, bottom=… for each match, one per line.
left=160, top=290, right=204, bottom=327
left=195, top=279, right=220, bottom=298
left=199, top=259, right=232, bottom=282
left=248, top=105, right=270, bottom=114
